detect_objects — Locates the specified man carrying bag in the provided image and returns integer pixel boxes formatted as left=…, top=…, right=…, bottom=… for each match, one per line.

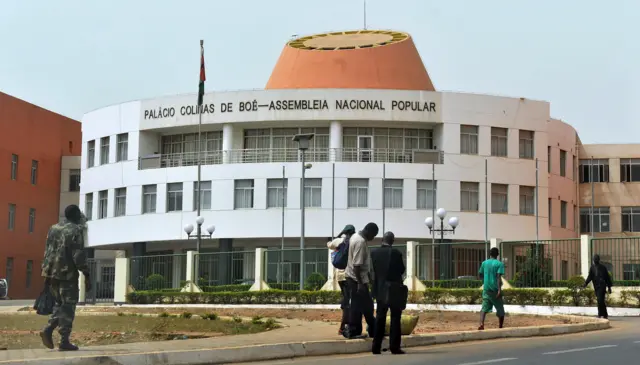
left=371, top=231, right=408, bottom=355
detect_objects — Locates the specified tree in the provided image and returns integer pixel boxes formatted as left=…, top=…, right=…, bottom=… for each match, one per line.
left=514, top=246, right=553, bottom=288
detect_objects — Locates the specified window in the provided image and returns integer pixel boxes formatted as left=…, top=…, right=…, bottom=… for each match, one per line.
left=28, top=208, right=36, bottom=233
left=491, top=127, right=508, bottom=157
left=100, top=137, right=110, bottom=165
left=460, top=182, right=479, bottom=211
left=85, top=193, right=93, bottom=221
left=142, top=185, right=157, bottom=214
left=548, top=199, right=552, bottom=225
left=26, top=260, right=33, bottom=289
left=304, top=178, right=322, bottom=208
left=519, top=130, right=534, bottom=159
left=87, top=140, right=95, bottom=167
left=342, top=127, right=432, bottom=162
left=114, top=188, right=126, bottom=217
left=383, top=179, right=403, bottom=209
left=460, top=125, right=478, bottom=155
left=620, top=159, right=640, bottom=182
left=560, top=150, right=567, bottom=177
left=241, top=128, right=330, bottom=162
left=98, top=190, right=108, bottom=219
left=8, top=204, right=16, bottom=230
left=10, top=154, right=18, bottom=180
left=116, top=133, right=128, bottom=162
left=623, top=264, right=640, bottom=281
left=580, top=207, right=610, bottom=233
left=519, top=186, right=535, bottom=215
left=622, top=207, right=640, bottom=232
left=347, top=179, right=369, bottom=208
left=5, top=257, right=13, bottom=286
left=547, top=147, right=551, bottom=173
left=69, top=169, right=81, bottom=192
left=267, top=179, right=287, bottom=208
left=417, top=180, right=436, bottom=210
left=167, top=183, right=183, bottom=212
left=234, top=180, right=254, bottom=209
left=560, top=201, right=567, bottom=228
left=579, top=159, right=609, bottom=183
left=491, top=184, right=508, bottom=214
left=31, top=160, right=38, bottom=185
left=193, top=181, right=212, bottom=210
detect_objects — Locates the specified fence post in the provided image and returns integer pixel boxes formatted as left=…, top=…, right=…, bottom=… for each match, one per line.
left=490, top=238, right=512, bottom=288
left=181, top=250, right=202, bottom=293
left=321, top=249, right=338, bottom=291
left=580, top=234, right=591, bottom=278
left=114, top=256, right=129, bottom=305
left=78, top=273, right=86, bottom=305
left=250, top=247, right=271, bottom=291
left=403, top=241, right=427, bottom=291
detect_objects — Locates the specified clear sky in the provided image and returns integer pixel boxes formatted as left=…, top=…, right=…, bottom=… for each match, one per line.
left=0, top=0, right=636, bottom=144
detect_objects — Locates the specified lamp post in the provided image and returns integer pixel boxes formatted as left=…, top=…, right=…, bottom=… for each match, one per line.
left=184, top=216, right=215, bottom=285
left=293, top=133, right=314, bottom=291
left=425, top=208, right=460, bottom=280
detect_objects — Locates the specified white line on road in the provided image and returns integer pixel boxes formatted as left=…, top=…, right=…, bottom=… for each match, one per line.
left=457, top=358, right=518, bottom=365
left=542, top=345, right=618, bottom=355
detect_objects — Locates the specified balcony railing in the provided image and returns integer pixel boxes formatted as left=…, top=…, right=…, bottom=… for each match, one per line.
left=138, top=148, right=443, bottom=169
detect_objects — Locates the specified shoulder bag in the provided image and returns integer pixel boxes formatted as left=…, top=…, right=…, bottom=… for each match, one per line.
left=382, top=247, right=409, bottom=310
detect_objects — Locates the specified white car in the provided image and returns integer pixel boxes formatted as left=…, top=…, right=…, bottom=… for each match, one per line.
left=0, top=279, right=7, bottom=299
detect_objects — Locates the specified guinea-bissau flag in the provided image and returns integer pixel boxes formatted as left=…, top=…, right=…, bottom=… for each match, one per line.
left=198, top=40, right=206, bottom=106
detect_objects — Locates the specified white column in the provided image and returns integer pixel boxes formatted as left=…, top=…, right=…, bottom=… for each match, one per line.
left=250, top=247, right=271, bottom=291
left=222, top=123, right=234, bottom=164
left=114, top=257, right=129, bottom=304
left=321, top=249, right=338, bottom=291
left=403, top=241, right=427, bottom=291
left=329, top=121, right=342, bottom=162
left=580, top=234, right=591, bottom=278
left=172, top=250, right=182, bottom=289
left=181, top=250, right=202, bottom=293
left=78, top=273, right=86, bottom=305
left=491, top=238, right=512, bottom=289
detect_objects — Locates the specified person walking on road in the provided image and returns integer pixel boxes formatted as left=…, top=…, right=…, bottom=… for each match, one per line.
left=327, top=224, right=356, bottom=336
left=371, top=231, right=406, bottom=355
left=584, top=254, right=613, bottom=319
left=40, top=205, right=91, bottom=351
left=343, top=222, right=379, bottom=339
left=478, top=247, right=505, bottom=330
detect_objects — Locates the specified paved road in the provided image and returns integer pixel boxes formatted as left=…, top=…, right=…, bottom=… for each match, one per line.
left=245, top=318, right=640, bottom=365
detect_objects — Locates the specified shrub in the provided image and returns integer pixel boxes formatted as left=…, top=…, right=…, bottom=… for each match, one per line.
left=304, top=273, right=326, bottom=291
left=233, top=316, right=242, bottom=323
left=263, top=318, right=278, bottom=329
left=180, top=312, right=192, bottom=319
left=251, top=315, right=264, bottom=324
left=158, top=312, right=170, bottom=318
left=202, top=313, right=219, bottom=320
left=514, top=246, right=553, bottom=288
left=422, top=279, right=483, bottom=289
left=145, top=274, right=166, bottom=291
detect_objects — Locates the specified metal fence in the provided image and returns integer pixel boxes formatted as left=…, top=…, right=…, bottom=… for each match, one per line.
left=591, top=237, right=640, bottom=283
left=264, top=248, right=329, bottom=290
left=85, top=258, right=115, bottom=304
left=195, top=251, right=256, bottom=291
left=415, top=242, right=487, bottom=286
left=500, top=239, right=581, bottom=288
left=129, top=254, right=186, bottom=291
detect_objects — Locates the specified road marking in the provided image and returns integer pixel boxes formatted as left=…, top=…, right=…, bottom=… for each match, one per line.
left=457, top=358, right=518, bottom=365
left=542, top=345, right=618, bottom=355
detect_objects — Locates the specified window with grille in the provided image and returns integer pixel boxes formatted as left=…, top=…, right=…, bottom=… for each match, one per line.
left=580, top=207, right=610, bottom=233
left=416, top=180, right=436, bottom=210
left=620, top=159, right=640, bottom=182
left=491, top=128, right=508, bottom=157
left=167, top=183, right=183, bottom=212
left=114, top=188, right=127, bottom=217
left=561, top=201, right=567, bottom=228
left=491, top=184, right=508, bottom=213
left=10, top=154, right=18, bottom=180
left=242, top=128, right=330, bottom=162
left=85, top=193, right=93, bottom=220
left=116, top=133, right=128, bottom=162
left=5, top=258, right=13, bottom=286
left=460, top=182, right=479, bottom=211
left=161, top=131, right=223, bottom=160
left=547, top=147, right=551, bottom=173
left=622, top=207, right=640, bottom=232
left=304, top=178, right=322, bottom=208
left=560, top=150, right=567, bottom=177
left=193, top=181, right=212, bottom=210
left=460, top=125, right=478, bottom=155
left=519, top=186, right=535, bottom=215
left=98, top=190, right=108, bottom=219
left=267, top=179, right=287, bottom=208
left=579, top=159, right=609, bottom=183
left=87, top=140, right=95, bottom=168
left=343, top=127, right=433, bottom=162
left=69, top=169, right=80, bottom=192
left=623, top=264, right=640, bottom=280
left=548, top=198, right=552, bottom=226
left=28, top=208, right=36, bottom=233
left=347, top=179, right=369, bottom=208
left=8, top=204, right=15, bottom=230
left=519, top=130, right=534, bottom=159
left=31, top=160, right=38, bottom=185
left=383, top=179, right=403, bottom=208
left=100, top=137, right=110, bottom=165
left=142, top=185, right=157, bottom=214
left=234, top=180, right=254, bottom=209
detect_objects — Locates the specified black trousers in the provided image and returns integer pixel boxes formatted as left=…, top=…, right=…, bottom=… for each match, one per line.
left=338, top=281, right=349, bottom=327
left=595, top=287, right=608, bottom=319
left=372, top=302, right=402, bottom=352
left=346, top=278, right=376, bottom=336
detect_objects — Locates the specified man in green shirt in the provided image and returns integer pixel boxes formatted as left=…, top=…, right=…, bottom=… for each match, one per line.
left=478, top=247, right=505, bottom=330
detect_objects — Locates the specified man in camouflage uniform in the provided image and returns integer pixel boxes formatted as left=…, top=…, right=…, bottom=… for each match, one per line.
left=40, top=204, right=91, bottom=351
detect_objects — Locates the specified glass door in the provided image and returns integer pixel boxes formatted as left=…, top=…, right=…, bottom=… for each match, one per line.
left=357, top=136, right=373, bottom=162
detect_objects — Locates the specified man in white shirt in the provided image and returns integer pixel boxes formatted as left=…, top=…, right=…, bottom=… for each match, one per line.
left=344, top=222, right=378, bottom=339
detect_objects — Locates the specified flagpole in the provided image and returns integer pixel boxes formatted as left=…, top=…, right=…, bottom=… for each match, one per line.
left=196, top=39, right=204, bottom=254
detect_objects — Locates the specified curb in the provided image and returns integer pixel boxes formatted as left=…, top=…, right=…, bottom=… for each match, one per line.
left=0, top=316, right=609, bottom=365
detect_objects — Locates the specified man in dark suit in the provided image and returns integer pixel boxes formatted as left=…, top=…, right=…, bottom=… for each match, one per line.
left=584, top=254, right=613, bottom=319
left=371, top=232, right=406, bottom=355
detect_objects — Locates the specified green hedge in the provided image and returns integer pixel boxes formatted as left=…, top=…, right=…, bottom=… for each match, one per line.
left=127, top=288, right=640, bottom=308
left=421, top=279, right=483, bottom=288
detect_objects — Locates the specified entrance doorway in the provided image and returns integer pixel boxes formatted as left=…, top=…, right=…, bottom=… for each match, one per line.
left=357, top=136, right=373, bottom=162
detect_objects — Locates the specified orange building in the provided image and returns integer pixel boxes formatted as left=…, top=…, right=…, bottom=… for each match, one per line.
left=0, top=92, right=81, bottom=299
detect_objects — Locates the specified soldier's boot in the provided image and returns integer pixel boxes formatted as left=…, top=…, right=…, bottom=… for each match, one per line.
left=58, top=333, right=79, bottom=351
left=39, top=327, right=55, bottom=349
